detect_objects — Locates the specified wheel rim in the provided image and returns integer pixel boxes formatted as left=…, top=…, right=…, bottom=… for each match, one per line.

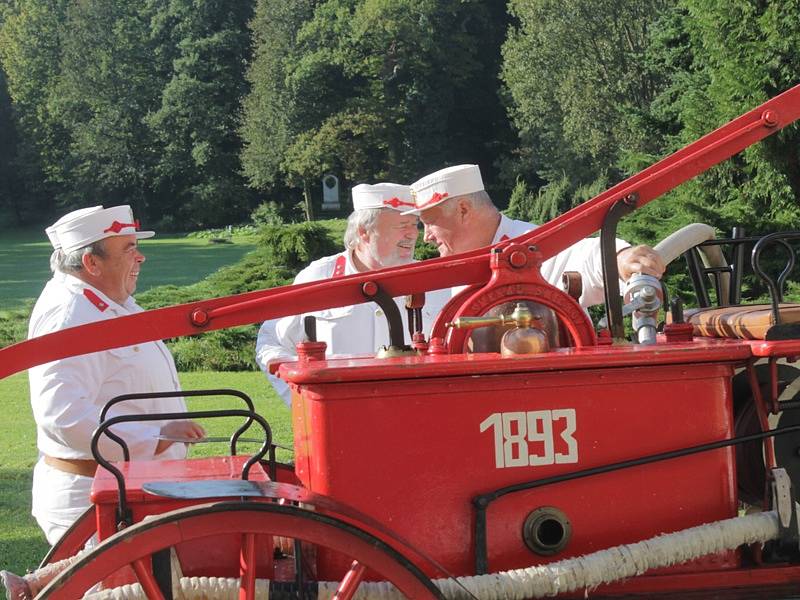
left=39, top=501, right=443, bottom=599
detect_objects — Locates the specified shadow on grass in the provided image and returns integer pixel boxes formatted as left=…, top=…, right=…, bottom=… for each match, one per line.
left=0, top=468, right=49, bottom=573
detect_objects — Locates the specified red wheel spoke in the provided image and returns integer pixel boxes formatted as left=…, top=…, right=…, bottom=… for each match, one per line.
left=333, top=560, right=366, bottom=600
left=131, top=557, right=166, bottom=600
left=239, top=533, right=256, bottom=600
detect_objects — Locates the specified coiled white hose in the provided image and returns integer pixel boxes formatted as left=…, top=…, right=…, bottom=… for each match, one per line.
left=84, top=509, right=781, bottom=600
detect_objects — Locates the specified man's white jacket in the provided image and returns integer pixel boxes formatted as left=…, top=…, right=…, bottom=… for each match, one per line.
left=256, top=250, right=449, bottom=404
left=492, top=214, right=628, bottom=308
left=29, top=273, right=187, bottom=462
left=28, top=272, right=188, bottom=541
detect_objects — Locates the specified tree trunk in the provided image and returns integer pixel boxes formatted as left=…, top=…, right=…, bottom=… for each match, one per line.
left=303, top=181, right=315, bottom=221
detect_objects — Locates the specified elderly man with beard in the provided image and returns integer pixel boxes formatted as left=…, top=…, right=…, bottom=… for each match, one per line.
left=404, top=165, right=665, bottom=308
left=256, top=183, right=448, bottom=404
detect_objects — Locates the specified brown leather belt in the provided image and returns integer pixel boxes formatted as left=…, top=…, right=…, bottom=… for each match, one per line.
left=43, top=455, right=98, bottom=478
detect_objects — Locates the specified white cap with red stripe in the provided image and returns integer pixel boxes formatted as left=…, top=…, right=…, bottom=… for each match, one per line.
left=403, top=164, right=484, bottom=215
left=45, top=206, right=104, bottom=250
left=352, top=183, right=415, bottom=212
left=55, top=205, right=155, bottom=254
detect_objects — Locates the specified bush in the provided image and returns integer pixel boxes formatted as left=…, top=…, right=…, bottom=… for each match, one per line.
left=414, top=243, right=439, bottom=260
left=250, top=201, right=285, bottom=226
left=258, top=222, right=338, bottom=270
left=0, top=306, right=30, bottom=348
left=169, top=327, right=260, bottom=371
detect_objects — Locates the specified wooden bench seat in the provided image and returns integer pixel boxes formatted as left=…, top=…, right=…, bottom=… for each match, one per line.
left=681, top=304, right=800, bottom=340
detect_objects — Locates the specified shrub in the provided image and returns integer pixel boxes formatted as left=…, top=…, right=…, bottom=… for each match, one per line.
left=169, top=326, right=260, bottom=371
left=258, top=222, right=338, bottom=270
left=0, top=306, right=30, bottom=348
left=250, top=201, right=285, bottom=226
left=414, top=243, right=439, bottom=261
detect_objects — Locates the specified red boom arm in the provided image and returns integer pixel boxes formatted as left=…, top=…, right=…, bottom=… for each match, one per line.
left=2, top=85, right=800, bottom=379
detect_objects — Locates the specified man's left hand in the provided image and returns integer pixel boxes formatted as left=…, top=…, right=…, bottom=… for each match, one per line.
left=617, top=245, right=666, bottom=281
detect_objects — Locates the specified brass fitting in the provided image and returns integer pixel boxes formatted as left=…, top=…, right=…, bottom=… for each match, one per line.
left=447, top=303, right=536, bottom=330
left=448, top=303, right=550, bottom=356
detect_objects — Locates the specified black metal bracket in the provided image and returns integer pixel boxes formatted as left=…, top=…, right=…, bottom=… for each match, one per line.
left=100, top=389, right=264, bottom=461
left=769, top=468, right=800, bottom=556
left=600, top=195, right=638, bottom=339
left=362, top=281, right=407, bottom=349
left=92, top=398, right=273, bottom=530
left=752, top=232, right=800, bottom=325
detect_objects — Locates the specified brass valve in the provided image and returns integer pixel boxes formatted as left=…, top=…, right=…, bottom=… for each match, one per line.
left=448, top=303, right=550, bottom=356
left=447, top=303, right=536, bottom=330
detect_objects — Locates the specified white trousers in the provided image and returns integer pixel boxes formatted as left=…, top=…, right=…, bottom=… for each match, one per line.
left=31, top=458, right=93, bottom=546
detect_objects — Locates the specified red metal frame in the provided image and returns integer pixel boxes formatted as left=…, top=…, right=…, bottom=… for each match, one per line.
left=1, top=85, right=799, bottom=377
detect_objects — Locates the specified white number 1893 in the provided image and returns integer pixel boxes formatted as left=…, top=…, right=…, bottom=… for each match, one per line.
left=479, top=410, right=578, bottom=469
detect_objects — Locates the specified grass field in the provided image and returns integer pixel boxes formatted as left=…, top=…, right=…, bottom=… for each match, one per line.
left=0, top=228, right=256, bottom=309
left=0, top=370, right=291, bottom=575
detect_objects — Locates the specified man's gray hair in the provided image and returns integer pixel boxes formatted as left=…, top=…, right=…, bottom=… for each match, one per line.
left=57, top=240, right=107, bottom=274
left=436, top=189, right=496, bottom=216
left=343, top=208, right=383, bottom=249
left=49, top=250, right=63, bottom=274
left=462, top=190, right=495, bottom=211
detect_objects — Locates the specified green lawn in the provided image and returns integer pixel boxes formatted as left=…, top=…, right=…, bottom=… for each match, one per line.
left=0, top=370, right=291, bottom=575
left=0, top=228, right=256, bottom=310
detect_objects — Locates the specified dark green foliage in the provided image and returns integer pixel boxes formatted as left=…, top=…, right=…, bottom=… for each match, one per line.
left=169, top=326, right=260, bottom=372
left=250, top=202, right=287, bottom=227
left=0, top=0, right=257, bottom=228
left=505, top=175, right=609, bottom=225
left=414, top=242, right=438, bottom=261
left=257, top=222, right=338, bottom=270
left=0, top=68, right=23, bottom=224
left=0, top=0, right=70, bottom=222
left=145, top=0, right=256, bottom=227
left=646, top=0, right=800, bottom=239
left=0, top=306, right=28, bottom=348
left=502, top=0, right=670, bottom=190
left=241, top=0, right=513, bottom=214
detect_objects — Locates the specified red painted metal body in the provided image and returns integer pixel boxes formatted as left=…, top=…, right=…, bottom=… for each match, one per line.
left=4, top=85, right=800, bottom=597
left=284, top=341, right=743, bottom=578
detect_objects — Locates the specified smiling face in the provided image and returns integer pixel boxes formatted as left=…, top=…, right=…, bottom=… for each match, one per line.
left=83, top=234, right=145, bottom=304
left=358, top=209, right=419, bottom=269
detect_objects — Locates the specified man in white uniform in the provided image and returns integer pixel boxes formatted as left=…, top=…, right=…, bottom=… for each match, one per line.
left=27, top=206, right=104, bottom=334
left=28, top=205, right=205, bottom=545
left=256, top=183, right=448, bottom=404
left=1, top=206, right=205, bottom=599
left=404, top=164, right=665, bottom=306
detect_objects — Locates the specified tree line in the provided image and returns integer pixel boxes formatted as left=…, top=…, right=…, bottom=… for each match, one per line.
left=0, top=0, right=798, bottom=243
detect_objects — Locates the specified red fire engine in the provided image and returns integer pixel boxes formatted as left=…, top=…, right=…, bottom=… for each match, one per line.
left=2, top=84, right=800, bottom=599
